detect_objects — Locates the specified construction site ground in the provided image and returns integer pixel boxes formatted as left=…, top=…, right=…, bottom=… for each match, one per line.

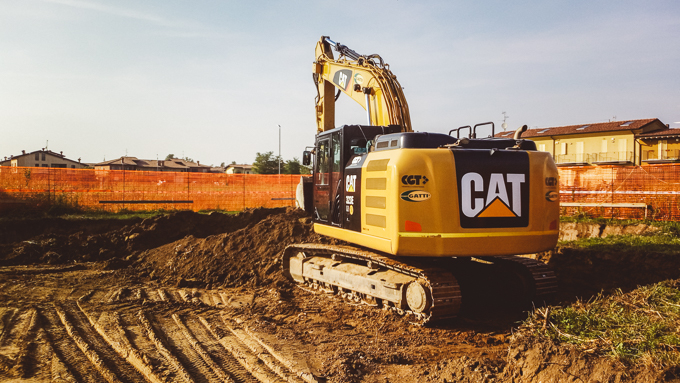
left=0, top=208, right=678, bottom=382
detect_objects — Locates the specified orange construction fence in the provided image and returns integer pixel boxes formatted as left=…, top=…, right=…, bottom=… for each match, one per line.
left=4, top=164, right=680, bottom=220
left=559, top=164, right=680, bottom=221
left=0, top=167, right=306, bottom=212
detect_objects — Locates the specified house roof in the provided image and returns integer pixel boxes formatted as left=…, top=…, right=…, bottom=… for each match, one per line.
left=95, top=156, right=140, bottom=166
left=637, top=128, right=680, bottom=139
left=225, top=164, right=253, bottom=169
left=3, top=149, right=84, bottom=165
left=494, top=118, right=661, bottom=139
left=93, top=157, right=211, bottom=170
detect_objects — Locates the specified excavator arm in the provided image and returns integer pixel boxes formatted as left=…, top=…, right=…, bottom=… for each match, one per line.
left=313, top=36, right=412, bottom=133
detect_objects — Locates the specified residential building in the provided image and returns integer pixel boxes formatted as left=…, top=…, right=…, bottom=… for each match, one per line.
left=496, top=118, right=668, bottom=166
left=225, top=164, right=253, bottom=174
left=93, top=157, right=211, bottom=172
left=637, top=128, right=680, bottom=163
left=0, top=149, right=87, bottom=168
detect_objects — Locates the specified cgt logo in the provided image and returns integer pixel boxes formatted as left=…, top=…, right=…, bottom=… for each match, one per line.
left=401, top=175, right=429, bottom=186
left=461, top=173, right=525, bottom=218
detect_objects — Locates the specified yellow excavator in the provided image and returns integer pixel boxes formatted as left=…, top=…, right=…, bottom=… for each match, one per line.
left=285, top=36, right=559, bottom=324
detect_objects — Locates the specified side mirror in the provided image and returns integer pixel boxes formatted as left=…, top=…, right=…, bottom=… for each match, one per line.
left=302, top=150, right=312, bottom=166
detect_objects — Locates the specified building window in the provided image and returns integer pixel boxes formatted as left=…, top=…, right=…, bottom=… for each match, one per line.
left=35, top=153, right=39, bottom=160
left=41, top=153, right=46, bottom=161
left=35, top=163, right=39, bottom=167
left=41, top=164, right=48, bottom=167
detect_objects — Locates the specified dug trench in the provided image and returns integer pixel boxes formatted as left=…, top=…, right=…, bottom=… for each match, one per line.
left=0, top=208, right=678, bottom=382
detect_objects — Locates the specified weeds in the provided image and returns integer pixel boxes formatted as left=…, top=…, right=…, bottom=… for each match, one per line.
left=559, top=233, right=680, bottom=254
left=523, top=280, right=680, bottom=367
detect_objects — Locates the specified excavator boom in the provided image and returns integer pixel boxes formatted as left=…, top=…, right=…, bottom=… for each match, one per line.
left=313, top=36, right=411, bottom=133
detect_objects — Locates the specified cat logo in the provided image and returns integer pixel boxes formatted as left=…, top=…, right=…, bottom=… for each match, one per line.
left=346, top=174, right=356, bottom=192
left=333, top=69, right=352, bottom=91
left=461, top=173, right=525, bottom=218
left=453, top=150, right=530, bottom=228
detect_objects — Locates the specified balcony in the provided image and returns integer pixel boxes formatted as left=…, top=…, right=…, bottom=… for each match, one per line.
left=554, top=151, right=634, bottom=165
left=590, top=151, right=633, bottom=164
left=554, top=153, right=589, bottom=165
left=641, top=149, right=680, bottom=163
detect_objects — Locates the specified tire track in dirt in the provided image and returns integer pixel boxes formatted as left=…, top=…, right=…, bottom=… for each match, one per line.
left=198, top=316, right=287, bottom=383
left=40, top=305, right=103, bottom=382
left=172, top=313, right=236, bottom=383
left=58, top=302, right=147, bottom=383
left=184, top=315, right=259, bottom=383
left=138, top=309, right=195, bottom=383
left=54, top=304, right=124, bottom=383
left=148, top=311, right=218, bottom=382
left=0, top=307, right=41, bottom=378
left=76, top=297, right=166, bottom=383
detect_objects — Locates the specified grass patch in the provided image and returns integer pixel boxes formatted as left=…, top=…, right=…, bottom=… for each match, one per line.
left=522, top=280, right=680, bottom=367
left=559, top=233, right=680, bottom=254
left=560, top=215, right=680, bottom=234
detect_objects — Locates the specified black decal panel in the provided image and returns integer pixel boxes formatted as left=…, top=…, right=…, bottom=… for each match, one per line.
left=332, top=69, right=353, bottom=91
left=452, top=150, right=530, bottom=228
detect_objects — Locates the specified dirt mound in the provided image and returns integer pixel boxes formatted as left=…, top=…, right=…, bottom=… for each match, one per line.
left=501, top=334, right=672, bottom=382
left=535, top=247, right=680, bottom=301
left=0, top=207, right=291, bottom=266
left=134, top=208, right=342, bottom=288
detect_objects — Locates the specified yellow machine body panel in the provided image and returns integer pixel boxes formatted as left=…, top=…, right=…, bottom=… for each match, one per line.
left=314, top=147, right=559, bottom=257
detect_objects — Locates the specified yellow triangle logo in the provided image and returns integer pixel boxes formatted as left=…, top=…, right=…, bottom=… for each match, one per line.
left=348, top=184, right=355, bottom=192
left=477, top=197, right=517, bottom=218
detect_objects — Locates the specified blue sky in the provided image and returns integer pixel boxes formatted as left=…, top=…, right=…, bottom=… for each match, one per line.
left=1, top=0, right=679, bottom=166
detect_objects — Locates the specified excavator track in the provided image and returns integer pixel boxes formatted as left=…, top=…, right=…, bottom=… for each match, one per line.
left=283, top=244, right=462, bottom=325
left=483, top=255, right=558, bottom=302
left=283, top=246, right=558, bottom=325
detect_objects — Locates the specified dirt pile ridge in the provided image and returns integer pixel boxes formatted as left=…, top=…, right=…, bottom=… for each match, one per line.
left=0, top=207, right=293, bottom=266
left=134, top=207, right=342, bottom=288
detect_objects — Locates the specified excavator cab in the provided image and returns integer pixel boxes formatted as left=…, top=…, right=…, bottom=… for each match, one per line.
left=310, top=124, right=400, bottom=226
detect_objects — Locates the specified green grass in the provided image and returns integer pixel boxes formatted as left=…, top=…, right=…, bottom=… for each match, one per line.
left=0, top=205, right=242, bottom=221
left=522, top=280, right=680, bottom=367
left=559, top=233, right=680, bottom=254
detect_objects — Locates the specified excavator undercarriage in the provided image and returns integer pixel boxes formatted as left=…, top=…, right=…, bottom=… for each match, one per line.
left=283, top=244, right=556, bottom=325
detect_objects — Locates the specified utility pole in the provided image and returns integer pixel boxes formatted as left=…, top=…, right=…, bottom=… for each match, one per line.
left=278, top=124, right=282, bottom=175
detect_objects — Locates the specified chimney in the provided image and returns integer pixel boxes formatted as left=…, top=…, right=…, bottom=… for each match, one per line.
left=60, top=151, right=63, bottom=156
left=21, top=150, right=25, bottom=155
left=197, top=161, right=200, bottom=165
left=78, top=158, right=81, bottom=163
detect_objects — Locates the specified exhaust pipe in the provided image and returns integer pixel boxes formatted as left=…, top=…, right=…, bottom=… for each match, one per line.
left=513, top=125, right=528, bottom=140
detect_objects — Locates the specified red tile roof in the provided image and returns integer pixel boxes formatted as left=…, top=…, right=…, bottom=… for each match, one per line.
left=637, top=128, right=680, bottom=138
left=494, top=118, right=661, bottom=139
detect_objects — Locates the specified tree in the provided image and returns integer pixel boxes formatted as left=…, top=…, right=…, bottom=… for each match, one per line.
left=252, top=151, right=281, bottom=174
left=284, top=157, right=311, bottom=174
left=165, top=154, right=175, bottom=160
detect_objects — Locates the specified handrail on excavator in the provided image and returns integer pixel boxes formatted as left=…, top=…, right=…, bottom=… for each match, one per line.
left=449, top=126, right=472, bottom=139
left=473, top=122, right=495, bottom=138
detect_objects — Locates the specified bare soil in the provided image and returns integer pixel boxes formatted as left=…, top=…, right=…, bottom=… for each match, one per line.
left=0, top=208, right=679, bottom=382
